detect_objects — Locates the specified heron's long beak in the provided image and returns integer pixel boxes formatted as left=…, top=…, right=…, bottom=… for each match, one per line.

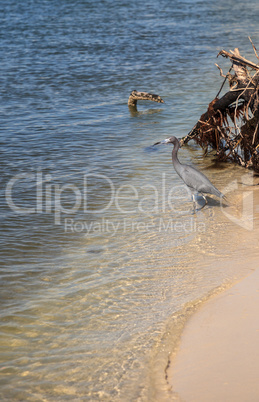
left=153, top=138, right=170, bottom=146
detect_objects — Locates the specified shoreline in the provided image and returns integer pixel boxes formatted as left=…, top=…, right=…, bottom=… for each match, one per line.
left=168, top=262, right=259, bottom=401
left=149, top=179, right=259, bottom=402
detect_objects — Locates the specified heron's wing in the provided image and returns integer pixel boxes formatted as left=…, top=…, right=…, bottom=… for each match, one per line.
left=179, top=164, right=222, bottom=197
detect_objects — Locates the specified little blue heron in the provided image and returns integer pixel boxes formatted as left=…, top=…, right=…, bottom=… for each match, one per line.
left=154, top=136, right=225, bottom=209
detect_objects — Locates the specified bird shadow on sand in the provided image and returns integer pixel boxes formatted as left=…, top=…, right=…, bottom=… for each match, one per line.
left=199, top=195, right=228, bottom=209
left=193, top=196, right=229, bottom=214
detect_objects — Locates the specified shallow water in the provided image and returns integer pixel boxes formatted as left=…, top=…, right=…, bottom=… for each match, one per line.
left=1, top=0, right=259, bottom=400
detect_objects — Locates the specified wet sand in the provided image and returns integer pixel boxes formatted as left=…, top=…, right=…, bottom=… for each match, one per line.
left=168, top=264, right=259, bottom=401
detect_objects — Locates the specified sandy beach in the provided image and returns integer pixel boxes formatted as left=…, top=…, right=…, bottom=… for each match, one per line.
left=168, top=264, right=259, bottom=401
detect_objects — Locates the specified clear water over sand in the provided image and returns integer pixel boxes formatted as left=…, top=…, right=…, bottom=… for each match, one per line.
left=1, top=0, right=259, bottom=400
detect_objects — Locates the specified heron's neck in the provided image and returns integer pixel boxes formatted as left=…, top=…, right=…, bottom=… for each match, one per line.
left=172, top=143, right=181, bottom=169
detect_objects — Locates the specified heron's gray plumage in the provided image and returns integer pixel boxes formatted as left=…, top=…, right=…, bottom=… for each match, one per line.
left=154, top=136, right=225, bottom=202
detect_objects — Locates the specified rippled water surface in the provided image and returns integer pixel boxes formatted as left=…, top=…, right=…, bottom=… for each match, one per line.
left=1, top=0, right=259, bottom=400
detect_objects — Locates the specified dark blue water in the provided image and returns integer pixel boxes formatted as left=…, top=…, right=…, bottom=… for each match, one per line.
left=1, top=0, right=259, bottom=400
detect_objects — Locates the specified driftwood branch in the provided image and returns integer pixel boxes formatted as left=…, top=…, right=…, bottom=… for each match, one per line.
left=248, top=36, right=259, bottom=62
left=180, top=44, right=259, bottom=171
left=215, top=63, right=226, bottom=78
left=128, top=90, right=164, bottom=108
left=217, top=48, right=259, bottom=71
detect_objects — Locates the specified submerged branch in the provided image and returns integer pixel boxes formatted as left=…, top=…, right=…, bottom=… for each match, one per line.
left=128, top=90, right=164, bottom=108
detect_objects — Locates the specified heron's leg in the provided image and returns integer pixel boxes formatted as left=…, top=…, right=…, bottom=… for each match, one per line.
left=191, top=193, right=197, bottom=211
left=186, top=187, right=197, bottom=212
left=195, top=193, right=207, bottom=211
left=190, top=192, right=199, bottom=214
left=201, top=194, right=207, bottom=207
